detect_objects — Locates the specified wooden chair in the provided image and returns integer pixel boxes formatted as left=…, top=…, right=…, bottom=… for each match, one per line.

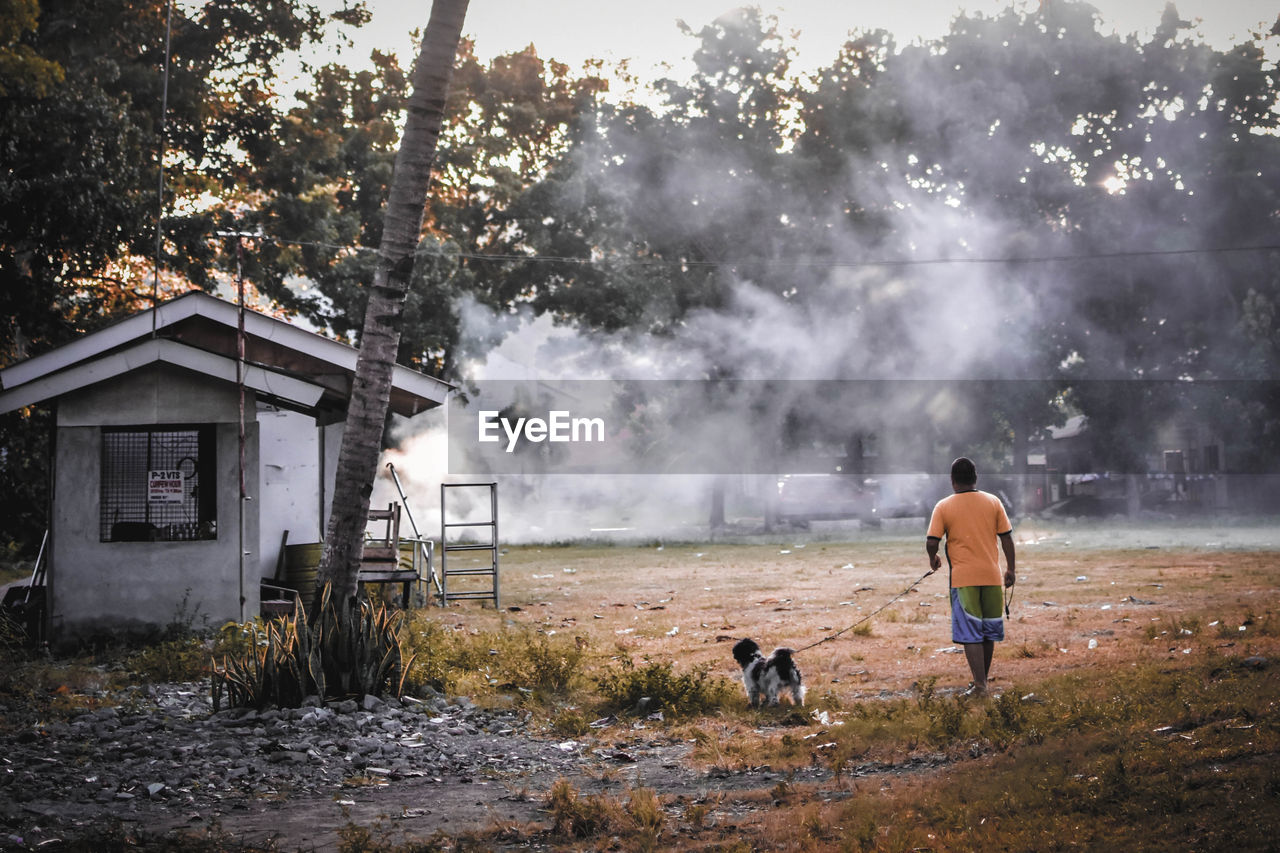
left=359, top=503, right=419, bottom=608
left=362, top=504, right=401, bottom=564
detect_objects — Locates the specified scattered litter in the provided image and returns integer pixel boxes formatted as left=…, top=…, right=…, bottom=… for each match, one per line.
left=1100, top=605, right=1111, bottom=610
left=556, top=741, right=579, bottom=752
left=812, top=710, right=831, bottom=725
left=840, top=563, right=855, bottom=570
left=1059, top=648, right=1069, bottom=653
left=1122, top=596, right=1155, bottom=605
left=695, top=552, right=705, bottom=557
left=1042, top=601, right=1063, bottom=607
left=615, top=628, right=634, bottom=634
left=1179, top=628, right=1193, bottom=635
left=666, top=626, right=679, bottom=636
left=1087, top=639, right=1098, bottom=650
left=531, top=574, right=554, bottom=579
left=1183, top=649, right=1193, bottom=654
left=562, top=568, right=576, bottom=574
left=779, top=550, right=791, bottom=555
left=1239, top=626, right=1247, bottom=632
left=1209, top=621, right=1219, bottom=627
left=589, top=716, right=616, bottom=728
left=793, top=544, right=806, bottom=549
left=936, top=646, right=962, bottom=654
left=1075, top=576, right=1088, bottom=582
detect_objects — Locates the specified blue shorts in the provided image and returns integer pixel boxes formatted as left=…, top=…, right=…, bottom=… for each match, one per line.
left=951, top=586, right=1005, bottom=644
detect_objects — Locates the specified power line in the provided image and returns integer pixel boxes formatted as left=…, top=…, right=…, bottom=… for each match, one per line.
left=248, top=234, right=1280, bottom=271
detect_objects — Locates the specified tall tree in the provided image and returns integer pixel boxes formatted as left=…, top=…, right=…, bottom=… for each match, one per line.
left=316, top=0, right=469, bottom=603
left=233, top=40, right=605, bottom=378
left=0, top=0, right=343, bottom=554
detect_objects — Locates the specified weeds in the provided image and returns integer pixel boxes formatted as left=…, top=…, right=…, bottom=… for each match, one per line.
left=400, top=618, right=589, bottom=702
left=126, top=636, right=210, bottom=682
left=595, top=655, right=736, bottom=717
left=546, top=777, right=621, bottom=838
left=545, top=779, right=666, bottom=844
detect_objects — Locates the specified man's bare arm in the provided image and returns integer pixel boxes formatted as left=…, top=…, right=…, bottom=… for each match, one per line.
left=999, top=531, right=1016, bottom=587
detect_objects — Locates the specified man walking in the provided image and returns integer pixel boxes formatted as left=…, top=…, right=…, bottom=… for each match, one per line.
left=925, top=457, right=1016, bottom=697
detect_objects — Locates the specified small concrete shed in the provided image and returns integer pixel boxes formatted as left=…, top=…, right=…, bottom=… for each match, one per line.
left=0, top=292, right=450, bottom=643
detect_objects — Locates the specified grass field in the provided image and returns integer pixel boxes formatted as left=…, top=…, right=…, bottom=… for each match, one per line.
left=417, top=518, right=1280, bottom=851
left=4, top=518, right=1277, bottom=850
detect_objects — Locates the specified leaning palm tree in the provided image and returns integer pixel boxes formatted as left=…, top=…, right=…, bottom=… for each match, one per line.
left=317, top=0, right=470, bottom=604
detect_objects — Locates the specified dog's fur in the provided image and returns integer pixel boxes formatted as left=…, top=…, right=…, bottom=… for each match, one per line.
left=732, top=638, right=805, bottom=707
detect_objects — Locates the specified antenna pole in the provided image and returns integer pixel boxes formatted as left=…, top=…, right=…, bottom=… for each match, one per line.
left=151, top=0, right=173, bottom=335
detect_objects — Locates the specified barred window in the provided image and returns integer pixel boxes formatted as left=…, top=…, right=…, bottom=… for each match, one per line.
left=100, top=426, right=217, bottom=542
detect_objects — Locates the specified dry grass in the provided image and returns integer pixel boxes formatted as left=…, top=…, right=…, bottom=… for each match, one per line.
left=404, top=520, right=1280, bottom=851
left=420, top=523, right=1280, bottom=705
left=11, top=520, right=1276, bottom=851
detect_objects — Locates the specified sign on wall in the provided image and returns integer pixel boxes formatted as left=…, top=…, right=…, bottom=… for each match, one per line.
left=148, top=470, right=184, bottom=503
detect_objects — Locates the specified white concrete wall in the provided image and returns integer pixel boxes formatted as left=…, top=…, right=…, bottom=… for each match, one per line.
left=51, top=365, right=257, bottom=642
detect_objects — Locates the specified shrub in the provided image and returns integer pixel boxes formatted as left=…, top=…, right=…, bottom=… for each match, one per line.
left=127, top=636, right=209, bottom=682
left=595, top=656, right=735, bottom=717
left=547, top=778, right=620, bottom=838
left=210, top=584, right=411, bottom=710
left=400, top=620, right=589, bottom=701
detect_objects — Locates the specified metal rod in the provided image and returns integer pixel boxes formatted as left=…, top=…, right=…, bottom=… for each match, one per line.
left=24, top=529, right=49, bottom=605
left=151, top=0, right=173, bottom=334
left=385, top=462, right=421, bottom=538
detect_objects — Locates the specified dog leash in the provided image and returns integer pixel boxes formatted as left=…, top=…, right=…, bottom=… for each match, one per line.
left=796, top=568, right=936, bottom=653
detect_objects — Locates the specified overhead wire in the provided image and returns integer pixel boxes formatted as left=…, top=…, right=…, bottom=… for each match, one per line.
left=247, top=234, right=1280, bottom=271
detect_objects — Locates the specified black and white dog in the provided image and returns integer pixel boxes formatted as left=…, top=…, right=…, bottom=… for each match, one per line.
left=732, top=638, right=805, bottom=707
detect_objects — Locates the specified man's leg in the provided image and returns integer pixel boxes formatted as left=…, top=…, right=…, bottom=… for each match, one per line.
left=963, top=642, right=988, bottom=692
left=983, top=638, right=994, bottom=678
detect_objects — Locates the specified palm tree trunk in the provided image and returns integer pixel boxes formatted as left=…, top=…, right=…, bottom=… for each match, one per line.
left=317, top=0, right=469, bottom=604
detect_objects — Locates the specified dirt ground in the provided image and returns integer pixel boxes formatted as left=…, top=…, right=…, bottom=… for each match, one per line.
left=17, top=517, right=1279, bottom=851
left=446, top=517, right=1279, bottom=701
left=300, top=516, right=1277, bottom=848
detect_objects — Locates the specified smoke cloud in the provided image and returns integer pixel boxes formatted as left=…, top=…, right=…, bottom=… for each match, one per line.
left=375, top=5, right=1279, bottom=541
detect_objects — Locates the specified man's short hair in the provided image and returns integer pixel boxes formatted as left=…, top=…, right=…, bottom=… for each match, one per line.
left=951, top=457, right=978, bottom=486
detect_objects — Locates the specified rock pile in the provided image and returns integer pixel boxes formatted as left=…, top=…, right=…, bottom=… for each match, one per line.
left=1, top=683, right=593, bottom=845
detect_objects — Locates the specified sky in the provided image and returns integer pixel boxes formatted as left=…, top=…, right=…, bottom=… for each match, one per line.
left=317, top=0, right=1279, bottom=78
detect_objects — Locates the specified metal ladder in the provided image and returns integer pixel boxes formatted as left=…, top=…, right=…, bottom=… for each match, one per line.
left=439, top=482, right=499, bottom=607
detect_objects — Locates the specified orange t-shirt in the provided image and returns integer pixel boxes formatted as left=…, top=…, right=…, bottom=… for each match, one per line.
left=926, top=490, right=1012, bottom=587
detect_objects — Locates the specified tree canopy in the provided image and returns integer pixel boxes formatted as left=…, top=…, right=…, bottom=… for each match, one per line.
left=3, top=0, right=1280, bottom=551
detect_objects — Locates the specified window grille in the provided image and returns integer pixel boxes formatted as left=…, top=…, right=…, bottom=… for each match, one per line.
left=100, top=426, right=217, bottom=542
